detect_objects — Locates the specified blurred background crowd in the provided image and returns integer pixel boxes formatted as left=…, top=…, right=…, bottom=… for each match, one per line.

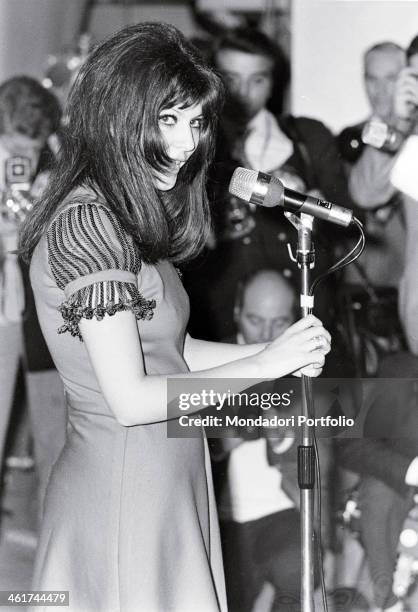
left=2, top=1, right=418, bottom=611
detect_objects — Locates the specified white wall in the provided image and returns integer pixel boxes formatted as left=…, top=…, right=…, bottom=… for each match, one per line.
left=291, top=0, right=418, bottom=133
left=0, top=1, right=198, bottom=86
left=90, top=4, right=198, bottom=42
left=0, top=0, right=87, bottom=83
left=197, top=0, right=284, bottom=7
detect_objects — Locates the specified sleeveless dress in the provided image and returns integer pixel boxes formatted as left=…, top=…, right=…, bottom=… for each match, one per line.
left=29, top=190, right=227, bottom=612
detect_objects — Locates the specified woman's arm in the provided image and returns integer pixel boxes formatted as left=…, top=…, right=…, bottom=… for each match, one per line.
left=80, top=312, right=330, bottom=427
left=183, top=333, right=266, bottom=371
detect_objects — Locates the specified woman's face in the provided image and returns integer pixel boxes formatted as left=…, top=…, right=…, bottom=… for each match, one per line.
left=154, top=102, right=204, bottom=191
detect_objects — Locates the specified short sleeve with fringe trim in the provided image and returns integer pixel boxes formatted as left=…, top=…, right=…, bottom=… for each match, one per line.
left=47, top=201, right=156, bottom=340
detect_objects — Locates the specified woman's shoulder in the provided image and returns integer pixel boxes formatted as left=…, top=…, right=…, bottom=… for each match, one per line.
left=36, top=186, right=152, bottom=339
left=48, top=186, right=134, bottom=251
left=45, top=187, right=142, bottom=285
left=51, top=185, right=107, bottom=222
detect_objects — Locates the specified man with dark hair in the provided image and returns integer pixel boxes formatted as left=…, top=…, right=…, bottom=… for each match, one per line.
left=210, top=27, right=290, bottom=120
left=184, top=27, right=351, bottom=342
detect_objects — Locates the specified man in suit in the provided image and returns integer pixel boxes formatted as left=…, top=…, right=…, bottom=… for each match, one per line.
left=184, top=27, right=351, bottom=342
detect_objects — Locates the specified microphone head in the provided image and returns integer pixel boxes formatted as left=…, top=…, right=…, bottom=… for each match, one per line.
left=228, top=167, right=258, bottom=202
left=229, top=167, right=284, bottom=208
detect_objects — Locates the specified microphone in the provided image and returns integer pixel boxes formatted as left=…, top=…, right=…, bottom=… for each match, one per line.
left=229, top=167, right=353, bottom=227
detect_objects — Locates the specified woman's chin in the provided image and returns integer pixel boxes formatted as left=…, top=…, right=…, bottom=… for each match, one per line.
left=154, top=174, right=178, bottom=192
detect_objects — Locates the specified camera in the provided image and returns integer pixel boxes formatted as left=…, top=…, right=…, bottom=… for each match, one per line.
left=5, top=156, right=32, bottom=189
left=362, top=119, right=405, bottom=154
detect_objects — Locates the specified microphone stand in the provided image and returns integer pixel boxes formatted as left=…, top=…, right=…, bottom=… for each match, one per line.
left=285, top=212, right=316, bottom=611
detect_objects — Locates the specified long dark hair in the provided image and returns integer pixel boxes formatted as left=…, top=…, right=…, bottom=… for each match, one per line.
left=20, top=22, right=224, bottom=264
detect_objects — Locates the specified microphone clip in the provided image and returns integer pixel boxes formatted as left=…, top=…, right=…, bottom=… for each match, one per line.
left=284, top=212, right=315, bottom=270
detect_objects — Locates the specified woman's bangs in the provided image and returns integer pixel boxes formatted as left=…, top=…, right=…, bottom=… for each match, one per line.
left=148, top=65, right=222, bottom=178
left=160, top=80, right=200, bottom=114
left=160, top=68, right=221, bottom=124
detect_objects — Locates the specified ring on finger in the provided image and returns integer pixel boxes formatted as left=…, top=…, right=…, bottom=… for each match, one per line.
left=313, top=335, right=325, bottom=350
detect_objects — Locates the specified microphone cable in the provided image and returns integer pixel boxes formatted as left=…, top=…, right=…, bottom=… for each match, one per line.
left=309, top=216, right=365, bottom=298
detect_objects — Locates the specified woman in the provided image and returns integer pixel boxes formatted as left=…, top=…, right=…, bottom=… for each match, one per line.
left=20, top=23, right=330, bottom=612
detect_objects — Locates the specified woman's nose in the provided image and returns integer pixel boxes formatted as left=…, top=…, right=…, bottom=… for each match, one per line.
left=174, top=125, right=197, bottom=154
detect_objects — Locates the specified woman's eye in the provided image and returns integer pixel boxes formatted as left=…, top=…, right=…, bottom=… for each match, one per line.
left=159, top=114, right=176, bottom=125
left=190, top=118, right=203, bottom=129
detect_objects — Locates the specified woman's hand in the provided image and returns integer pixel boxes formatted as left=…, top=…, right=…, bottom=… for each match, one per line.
left=256, top=314, right=331, bottom=379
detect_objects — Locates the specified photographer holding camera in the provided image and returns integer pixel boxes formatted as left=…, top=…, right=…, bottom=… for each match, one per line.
left=349, top=35, right=418, bottom=359
left=338, top=34, right=418, bottom=612
left=0, top=76, right=65, bottom=523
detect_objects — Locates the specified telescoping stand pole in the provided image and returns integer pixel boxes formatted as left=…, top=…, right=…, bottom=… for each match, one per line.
left=285, top=211, right=317, bottom=611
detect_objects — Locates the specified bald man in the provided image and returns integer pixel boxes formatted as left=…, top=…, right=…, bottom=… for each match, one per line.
left=339, top=42, right=406, bottom=164
left=338, top=42, right=407, bottom=296
left=233, top=270, right=296, bottom=345
left=365, top=42, right=406, bottom=125
left=213, top=270, right=333, bottom=612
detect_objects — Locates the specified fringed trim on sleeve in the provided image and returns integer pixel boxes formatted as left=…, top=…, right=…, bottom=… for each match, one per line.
left=57, top=280, right=156, bottom=340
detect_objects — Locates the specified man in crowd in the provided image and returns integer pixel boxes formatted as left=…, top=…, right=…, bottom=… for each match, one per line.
left=184, top=27, right=351, bottom=342
left=347, top=36, right=418, bottom=356
left=338, top=42, right=406, bottom=291
left=211, top=269, right=332, bottom=612
left=336, top=37, right=418, bottom=611
left=337, top=364, right=418, bottom=612
left=232, top=268, right=296, bottom=345
left=218, top=269, right=418, bottom=612
left=339, top=42, right=406, bottom=163
left=0, top=76, right=66, bottom=523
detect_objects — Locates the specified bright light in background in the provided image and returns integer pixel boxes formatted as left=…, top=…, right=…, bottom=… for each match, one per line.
left=291, top=0, right=418, bottom=133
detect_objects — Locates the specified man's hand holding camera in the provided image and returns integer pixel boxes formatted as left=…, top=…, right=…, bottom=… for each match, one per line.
left=394, top=67, right=418, bottom=127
